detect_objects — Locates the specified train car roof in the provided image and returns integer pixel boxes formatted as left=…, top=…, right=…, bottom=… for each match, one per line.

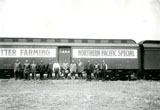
left=139, top=40, right=160, bottom=44
left=139, top=40, right=160, bottom=48
left=0, top=38, right=136, bottom=44
left=0, top=42, right=139, bottom=47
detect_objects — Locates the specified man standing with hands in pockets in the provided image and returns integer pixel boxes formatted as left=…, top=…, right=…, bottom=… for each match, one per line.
left=53, top=60, right=60, bottom=79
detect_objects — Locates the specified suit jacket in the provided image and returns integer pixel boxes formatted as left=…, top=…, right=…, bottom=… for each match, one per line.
left=86, top=63, right=94, bottom=72
left=39, top=63, right=46, bottom=73
left=14, top=62, right=21, bottom=72
left=24, top=63, right=30, bottom=74
left=77, top=62, right=84, bottom=73
left=70, top=63, right=77, bottom=73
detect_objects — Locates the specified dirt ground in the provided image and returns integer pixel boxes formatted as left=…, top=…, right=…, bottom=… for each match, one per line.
left=0, top=79, right=160, bottom=110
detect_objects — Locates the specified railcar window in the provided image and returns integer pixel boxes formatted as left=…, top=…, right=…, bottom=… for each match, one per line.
left=68, top=39, right=74, bottom=43
left=46, top=39, right=55, bottom=42
left=108, top=40, right=114, bottom=43
left=88, top=40, right=95, bottom=43
left=18, top=39, right=27, bottom=42
left=82, top=39, right=88, bottom=43
left=121, top=40, right=127, bottom=43
left=4, top=39, right=13, bottom=42
left=61, top=39, right=68, bottom=43
left=101, top=40, right=109, bottom=43
left=127, top=40, right=135, bottom=44
left=27, top=38, right=33, bottom=42
left=12, top=39, right=18, bottom=42
left=114, top=40, right=121, bottom=43
left=95, top=40, right=101, bottom=43
left=0, top=38, right=3, bottom=42
left=41, top=39, right=47, bottom=42
left=75, top=40, right=82, bottom=43
left=33, top=39, right=41, bottom=42
left=55, top=39, right=61, bottom=42
left=127, top=40, right=131, bottom=43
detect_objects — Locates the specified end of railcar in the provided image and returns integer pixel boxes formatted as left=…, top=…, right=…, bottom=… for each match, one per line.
left=139, top=40, right=160, bottom=80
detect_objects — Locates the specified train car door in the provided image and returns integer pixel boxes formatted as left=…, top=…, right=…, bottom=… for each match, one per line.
left=58, top=47, right=71, bottom=65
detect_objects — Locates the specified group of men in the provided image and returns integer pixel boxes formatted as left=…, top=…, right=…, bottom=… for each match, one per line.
left=14, top=59, right=108, bottom=80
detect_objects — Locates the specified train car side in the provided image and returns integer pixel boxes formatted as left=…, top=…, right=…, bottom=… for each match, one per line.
left=0, top=44, right=57, bottom=78
left=0, top=38, right=140, bottom=80
left=139, top=40, right=160, bottom=80
left=72, top=44, right=140, bottom=80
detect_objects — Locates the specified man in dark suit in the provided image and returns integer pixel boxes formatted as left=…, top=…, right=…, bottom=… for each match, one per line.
left=14, top=59, right=21, bottom=80
left=94, top=61, right=100, bottom=80
left=100, top=60, right=108, bottom=80
left=86, top=60, right=94, bottom=81
left=77, top=59, right=84, bottom=79
left=46, top=60, right=53, bottom=79
left=39, top=60, right=45, bottom=80
left=24, top=60, right=30, bottom=80
left=30, top=60, right=37, bottom=80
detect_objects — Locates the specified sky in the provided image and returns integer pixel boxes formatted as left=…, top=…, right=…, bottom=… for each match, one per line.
left=0, top=0, right=160, bottom=42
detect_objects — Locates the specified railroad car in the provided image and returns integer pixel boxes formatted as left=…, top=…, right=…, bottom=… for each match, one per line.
left=139, top=40, right=160, bottom=80
left=71, top=40, right=140, bottom=80
left=0, top=38, right=140, bottom=79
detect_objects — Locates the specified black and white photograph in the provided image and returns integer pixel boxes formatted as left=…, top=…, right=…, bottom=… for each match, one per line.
left=0, top=0, right=160, bottom=110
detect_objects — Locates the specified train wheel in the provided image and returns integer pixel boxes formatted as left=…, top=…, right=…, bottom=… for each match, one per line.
left=143, top=73, right=149, bottom=80
left=115, top=73, right=119, bottom=80
left=130, top=72, right=137, bottom=80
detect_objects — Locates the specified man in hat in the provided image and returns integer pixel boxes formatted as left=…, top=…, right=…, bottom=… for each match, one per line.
left=61, top=59, right=69, bottom=79
left=53, top=60, right=60, bottom=79
left=94, top=61, right=100, bottom=80
left=70, top=60, right=77, bottom=79
left=14, top=59, right=21, bottom=80
left=46, top=60, right=53, bottom=79
left=77, top=59, right=84, bottom=79
left=86, top=60, right=93, bottom=81
left=30, top=60, right=37, bottom=80
left=39, top=60, right=45, bottom=80
left=24, top=60, right=30, bottom=80
left=100, top=60, right=108, bottom=80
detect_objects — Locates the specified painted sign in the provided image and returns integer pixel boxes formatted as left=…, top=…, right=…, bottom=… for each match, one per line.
left=73, top=49, right=137, bottom=58
left=0, top=48, right=56, bottom=58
